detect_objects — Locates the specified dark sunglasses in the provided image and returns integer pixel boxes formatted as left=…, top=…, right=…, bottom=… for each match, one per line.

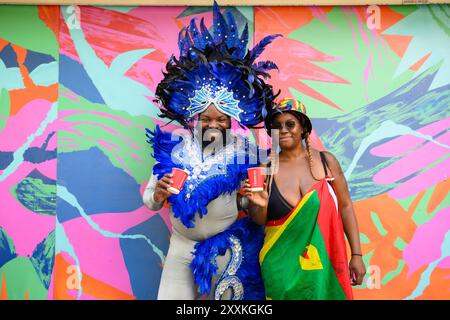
left=270, top=120, right=297, bottom=131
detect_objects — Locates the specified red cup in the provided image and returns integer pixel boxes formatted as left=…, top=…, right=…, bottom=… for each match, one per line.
left=247, top=167, right=265, bottom=192
left=167, top=168, right=189, bottom=195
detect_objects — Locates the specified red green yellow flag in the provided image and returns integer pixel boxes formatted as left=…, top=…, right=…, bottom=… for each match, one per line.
left=260, top=180, right=353, bottom=300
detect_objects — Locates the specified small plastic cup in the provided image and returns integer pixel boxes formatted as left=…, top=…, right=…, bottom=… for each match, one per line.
left=167, top=168, right=189, bottom=194
left=247, top=167, right=265, bottom=192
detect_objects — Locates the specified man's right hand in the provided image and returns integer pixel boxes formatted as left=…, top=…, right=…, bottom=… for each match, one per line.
left=153, top=173, right=173, bottom=203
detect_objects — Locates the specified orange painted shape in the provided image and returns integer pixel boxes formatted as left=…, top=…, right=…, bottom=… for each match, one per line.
left=0, top=39, right=9, bottom=51
left=38, top=5, right=60, bottom=39
left=53, top=253, right=135, bottom=300
left=378, top=6, right=420, bottom=69
left=409, top=52, right=431, bottom=72
left=353, top=265, right=428, bottom=300
left=9, top=84, right=59, bottom=116
left=255, top=6, right=314, bottom=36
left=416, top=268, right=450, bottom=300
left=353, top=193, right=417, bottom=284
left=6, top=42, right=58, bottom=115
left=427, top=179, right=450, bottom=214
left=378, top=6, right=406, bottom=33
left=255, top=6, right=334, bottom=37
left=1, top=273, right=7, bottom=300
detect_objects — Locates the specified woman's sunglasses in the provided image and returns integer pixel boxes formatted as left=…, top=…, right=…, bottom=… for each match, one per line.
left=270, top=120, right=297, bottom=131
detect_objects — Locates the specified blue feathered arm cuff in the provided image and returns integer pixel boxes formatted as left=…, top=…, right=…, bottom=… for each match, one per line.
left=145, top=125, right=183, bottom=178
left=145, top=125, right=270, bottom=229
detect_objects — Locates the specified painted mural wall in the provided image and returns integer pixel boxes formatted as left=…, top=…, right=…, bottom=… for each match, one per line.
left=0, top=4, right=448, bottom=300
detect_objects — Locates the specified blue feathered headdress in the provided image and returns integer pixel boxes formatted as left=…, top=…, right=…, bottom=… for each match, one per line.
left=155, top=1, right=281, bottom=128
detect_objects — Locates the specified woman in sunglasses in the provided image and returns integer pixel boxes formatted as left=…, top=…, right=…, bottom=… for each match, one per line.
left=243, top=98, right=366, bottom=300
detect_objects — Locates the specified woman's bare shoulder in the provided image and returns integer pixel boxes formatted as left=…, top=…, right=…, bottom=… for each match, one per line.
left=319, top=150, right=344, bottom=176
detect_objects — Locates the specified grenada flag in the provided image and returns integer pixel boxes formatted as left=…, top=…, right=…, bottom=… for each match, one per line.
left=259, top=179, right=353, bottom=300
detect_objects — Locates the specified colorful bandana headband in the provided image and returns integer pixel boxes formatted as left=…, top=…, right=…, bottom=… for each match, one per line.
left=275, top=97, right=307, bottom=114
left=154, top=1, right=281, bottom=128
left=264, top=97, right=312, bottom=135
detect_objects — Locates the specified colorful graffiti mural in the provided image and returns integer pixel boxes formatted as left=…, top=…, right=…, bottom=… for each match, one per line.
left=0, top=4, right=448, bottom=300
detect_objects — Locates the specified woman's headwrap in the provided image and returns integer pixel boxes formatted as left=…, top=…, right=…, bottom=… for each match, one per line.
left=264, top=97, right=312, bottom=137
left=155, top=1, right=281, bottom=128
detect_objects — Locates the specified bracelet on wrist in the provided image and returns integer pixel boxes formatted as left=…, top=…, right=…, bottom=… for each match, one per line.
left=351, top=253, right=363, bottom=257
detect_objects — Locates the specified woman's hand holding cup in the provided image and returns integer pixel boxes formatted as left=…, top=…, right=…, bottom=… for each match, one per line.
left=242, top=179, right=268, bottom=209
left=244, top=167, right=268, bottom=208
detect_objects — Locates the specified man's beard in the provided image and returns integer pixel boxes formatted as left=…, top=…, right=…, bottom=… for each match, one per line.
left=200, top=128, right=229, bottom=153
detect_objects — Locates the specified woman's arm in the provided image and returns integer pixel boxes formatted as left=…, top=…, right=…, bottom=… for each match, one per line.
left=235, top=186, right=267, bottom=225
left=247, top=197, right=268, bottom=226
left=322, top=151, right=366, bottom=285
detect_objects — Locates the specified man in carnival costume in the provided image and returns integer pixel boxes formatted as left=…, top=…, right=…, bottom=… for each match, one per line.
left=142, top=1, right=281, bottom=300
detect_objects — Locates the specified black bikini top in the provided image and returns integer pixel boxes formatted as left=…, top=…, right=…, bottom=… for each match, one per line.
left=266, top=152, right=330, bottom=222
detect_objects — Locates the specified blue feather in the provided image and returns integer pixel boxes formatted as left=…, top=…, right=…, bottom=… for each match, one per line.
left=248, top=34, right=283, bottom=62
left=261, top=106, right=268, bottom=119
left=225, top=11, right=239, bottom=49
left=168, top=155, right=251, bottom=228
left=217, top=9, right=229, bottom=45
left=162, top=0, right=280, bottom=128
left=145, top=126, right=183, bottom=178
left=253, top=60, right=279, bottom=72
left=146, top=127, right=263, bottom=228
left=234, top=23, right=248, bottom=59
left=190, top=217, right=265, bottom=299
left=177, top=27, right=188, bottom=57
left=189, top=18, right=206, bottom=49
left=212, top=0, right=224, bottom=44
left=200, top=17, right=213, bottom=44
